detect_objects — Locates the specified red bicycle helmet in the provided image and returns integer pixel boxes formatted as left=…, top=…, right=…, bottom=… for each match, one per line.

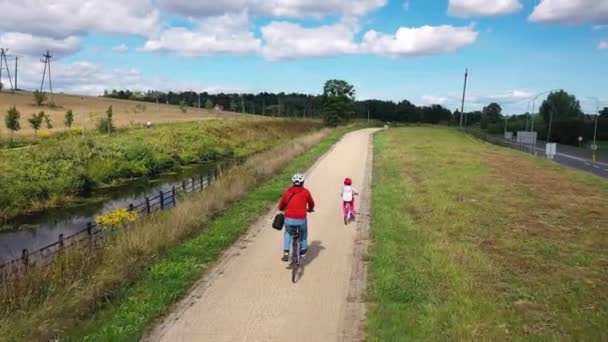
left=344, top=177, right=352, bottom=185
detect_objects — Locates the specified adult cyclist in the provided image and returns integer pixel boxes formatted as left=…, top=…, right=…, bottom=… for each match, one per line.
left=278, top=173, right=315, bottom=261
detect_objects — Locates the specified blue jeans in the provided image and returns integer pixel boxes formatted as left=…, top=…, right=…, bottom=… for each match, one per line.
left=283, top=217, right=308, bottom=252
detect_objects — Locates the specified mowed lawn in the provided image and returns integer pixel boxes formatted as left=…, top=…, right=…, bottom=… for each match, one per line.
left=368, top=127, right=608, bottom=340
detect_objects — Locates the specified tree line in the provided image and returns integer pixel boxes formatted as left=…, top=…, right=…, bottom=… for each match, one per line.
left=102, top=86, right=455, bottom=125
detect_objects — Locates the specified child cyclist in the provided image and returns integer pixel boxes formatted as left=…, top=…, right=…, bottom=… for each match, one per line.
left=341, top=177, right=358, bottom=224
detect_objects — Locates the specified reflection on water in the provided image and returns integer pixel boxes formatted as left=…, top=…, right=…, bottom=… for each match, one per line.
left=0, top=164, right=215, bottom=262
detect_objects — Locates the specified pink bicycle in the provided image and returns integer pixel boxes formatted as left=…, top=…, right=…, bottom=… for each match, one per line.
left=343, top=194, right=357, bottom=225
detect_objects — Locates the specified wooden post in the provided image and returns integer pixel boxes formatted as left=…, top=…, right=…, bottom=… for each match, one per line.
left=200, top=174, right=204, bottom=190
left=58, top=234, right=64, bottom=249
left=214, top=167, right=219, bottom=180
left=22, top=249, right=29, bottom=267
left=208, top=171, right=213, bottom=185
left=159, top=191, right=165, bottom=210
left=172, top=186, right=177, bottom=206
left=192, top=177, right=196, bottom=191
left=182, top=180, right=187, bottom=191
left=128, top=203, right=134, bottom=212
left=145, top=197, right=151, bottom=214
left=87, top=222, right=93, bottom=236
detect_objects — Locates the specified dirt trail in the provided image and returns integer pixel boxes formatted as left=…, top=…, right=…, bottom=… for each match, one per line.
left=146, top=129, right=377, bottom=342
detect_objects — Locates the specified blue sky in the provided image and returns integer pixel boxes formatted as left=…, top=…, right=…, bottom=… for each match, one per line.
left=0, top=0, right=607, bottom=113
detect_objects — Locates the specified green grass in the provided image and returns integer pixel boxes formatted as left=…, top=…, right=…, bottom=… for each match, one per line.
left=0, top=119, right=320, bottom=222
left=368, top=127, right=608, bottom=340
left=54, top=123, right=368, bottom=341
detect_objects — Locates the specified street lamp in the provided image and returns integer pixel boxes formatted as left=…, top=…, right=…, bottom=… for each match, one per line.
left=531, top=89, right=560, bottom=133
left=589, top=97, right=600, bottom=162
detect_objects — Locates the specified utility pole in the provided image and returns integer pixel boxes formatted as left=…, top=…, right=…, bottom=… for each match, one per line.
left=40, top=50, right=54, bottom=102
left=459, top=68, right=468, bottom=128
left=14, top=55, right=18, bottom=90
left=591, top=97, right=600, bottom=162
left=0, top=48, right=15, bottom=92
left=367, top=109, right=370, bottom=123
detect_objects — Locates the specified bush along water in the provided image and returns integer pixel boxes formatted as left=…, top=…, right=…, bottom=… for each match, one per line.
left=0, top=119, right=321, bottom=223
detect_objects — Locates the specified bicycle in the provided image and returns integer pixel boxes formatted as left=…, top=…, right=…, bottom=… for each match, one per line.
left=288, top=224, right=302, bottom=283
left=343, top=195, right=357, bottom=225
left=287, top=209, right=313, bottom=283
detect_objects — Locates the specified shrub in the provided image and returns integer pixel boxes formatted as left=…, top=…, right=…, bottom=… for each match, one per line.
left=33, top=90, right=47, bottom=106
left=96, top=117, right=115, bottom=133
left=64, top=109, right=74, bottom=128
left=4, top=106, right=21, bottom=140
left=95, top=208, right=138, bottom=230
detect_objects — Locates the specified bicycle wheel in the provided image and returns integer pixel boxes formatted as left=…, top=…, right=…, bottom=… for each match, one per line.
left=291, top=236, right=300, bottom=283
left=344, top=203, right=350, bottom=225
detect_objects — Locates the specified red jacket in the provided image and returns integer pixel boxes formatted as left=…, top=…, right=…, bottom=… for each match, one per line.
left=278, top=186, right=315, bottom=219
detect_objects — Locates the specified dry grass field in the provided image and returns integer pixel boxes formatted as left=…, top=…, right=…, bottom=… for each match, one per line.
left=0, top=91, right=263, bottom=136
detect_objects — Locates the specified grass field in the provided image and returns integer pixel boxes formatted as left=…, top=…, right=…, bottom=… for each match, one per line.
left=368, top=127, right=608, bottom=340
left=0, top=119, right=321, bottom=223
left=0, top=123, right=376, bottom=341
left=0, top=91, right=261, bottom=137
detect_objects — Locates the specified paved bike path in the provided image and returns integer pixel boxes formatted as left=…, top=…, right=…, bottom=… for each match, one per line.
left=146, top=129, right=377, bottom=342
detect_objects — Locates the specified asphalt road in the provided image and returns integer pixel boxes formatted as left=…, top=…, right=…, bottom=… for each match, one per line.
left=503, top=139, right=608, bottom=178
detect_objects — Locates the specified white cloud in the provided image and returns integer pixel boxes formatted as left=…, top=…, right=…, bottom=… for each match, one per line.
left=260, top=21, right=478, bottom=60
left=403, top=1, right=410, bottom=11
left=159, top=0, right=387, bottom=18
left=593, top=25, right=608, bottom=30
left=112, top=44, right=129, bottom=53
left=14, top=57, right=243, bottom=95
left=361, top=24, right=478, bottom=57
left=261, top=20, right=360, bottom=60
left=448, top=0, right=522, bottom=17
left=0, top=32, right=80, bottom=58
left=141, top=11, right=261, bottom=56
left=423, top=89, right=536, bottom=113
left=599, top=40, right=608, bottom=49
left=529, top=0, right=608, bottom=24
left=0, top=0, right=160, bottom=39
left=422, top=95, right=449, bottom=105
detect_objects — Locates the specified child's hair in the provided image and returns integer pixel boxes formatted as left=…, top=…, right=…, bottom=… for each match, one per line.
left=344, top=177, right=352, bottom=185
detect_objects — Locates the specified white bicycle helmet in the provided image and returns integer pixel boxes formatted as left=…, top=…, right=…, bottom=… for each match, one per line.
left=291, top=173, right=305, bottom=186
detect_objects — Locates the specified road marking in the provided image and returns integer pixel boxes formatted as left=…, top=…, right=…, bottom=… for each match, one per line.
left=593, top=165, right=600, bottom=169
left=603, top=169, right=608, bottom=172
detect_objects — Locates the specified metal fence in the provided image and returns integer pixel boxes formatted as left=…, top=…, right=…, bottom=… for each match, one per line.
left=0, top=165, right=226, bottom=275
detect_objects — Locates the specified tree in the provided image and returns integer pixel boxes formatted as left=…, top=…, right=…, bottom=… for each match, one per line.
left=44, top=113, right=53, bottom=129
left=321, top=79, right=355, bottom=126
left=539, top=90, right=583, bottom=125
left=600, top=107, right=608, bottom=118
left=205, top=98, right=214, bottom=110
left=179, top=100, right=187, bottom=113
left=481, top=102, right=502, bottom=129
left=106, top=105, right=113, bottom=133
left=28, top=111, right=44, bottom=136
left=33, top=90, right=47, bottom=106
left=98, top=105, right=115, bottom=133
left=229, top=98, right=238, bottom=112
left=5, top=106, right=21, bottom=140
left=64, top=109, right=74, bottom=128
